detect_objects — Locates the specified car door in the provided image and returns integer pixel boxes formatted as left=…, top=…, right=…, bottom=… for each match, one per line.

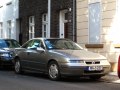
left=23, top=39, right=47, bottom=72
left=20, top=40, right=35, bottom=69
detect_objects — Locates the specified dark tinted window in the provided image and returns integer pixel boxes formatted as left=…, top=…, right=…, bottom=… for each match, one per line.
left=0, top=39, right=20, bottom=48
left=44, top=39, right=83, bottom=50
left=22, top=39, right=44, bottom=49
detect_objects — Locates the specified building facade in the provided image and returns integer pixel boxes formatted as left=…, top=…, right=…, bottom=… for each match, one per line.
left=77, top=0, right=120, bottom=71
left=1, top=0, right=119, bottom=71
left=0, top=0, right=19, bottom=41
left=19, top=0, right=76, bottom=44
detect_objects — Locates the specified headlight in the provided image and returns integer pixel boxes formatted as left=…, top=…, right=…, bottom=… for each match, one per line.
left=69, top=60, right=84, bottom=63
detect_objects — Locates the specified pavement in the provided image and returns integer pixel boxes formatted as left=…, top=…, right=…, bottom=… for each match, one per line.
left=104, top=72, right=120, bottom=84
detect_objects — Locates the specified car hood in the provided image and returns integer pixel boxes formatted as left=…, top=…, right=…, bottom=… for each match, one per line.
left=51, top=50, right=106, bottom=60
left=0, top=48, right=9, bottom=53
left=0, top=48, right=15, bottom=53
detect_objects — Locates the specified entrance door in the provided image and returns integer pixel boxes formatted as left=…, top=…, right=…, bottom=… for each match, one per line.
left=59, top=10, right=68, bottom=38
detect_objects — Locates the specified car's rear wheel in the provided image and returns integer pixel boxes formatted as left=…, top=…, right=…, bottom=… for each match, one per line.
left=48, top=61, right=61, bottom=81
left=89, top=76, right=102, bottom=80
left=14, top=58, right=22, bottom=74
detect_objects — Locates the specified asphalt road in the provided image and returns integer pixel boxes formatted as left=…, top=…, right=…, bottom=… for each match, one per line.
left=0, top=68, right=120, bottom=90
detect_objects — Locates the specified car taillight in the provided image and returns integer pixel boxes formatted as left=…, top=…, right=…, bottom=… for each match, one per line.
left=118, top=55, right=120, bottom=78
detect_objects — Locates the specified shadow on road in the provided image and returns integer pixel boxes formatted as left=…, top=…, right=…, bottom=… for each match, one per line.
left=0, top=67, right=114, bottom=83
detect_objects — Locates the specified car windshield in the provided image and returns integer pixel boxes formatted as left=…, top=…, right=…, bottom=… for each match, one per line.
left=0, top=39, right=20, bottom=48
left=44, top=39, right=83, bottom=50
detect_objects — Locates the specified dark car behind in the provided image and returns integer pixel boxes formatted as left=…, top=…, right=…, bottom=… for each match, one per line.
left=0, top=39, right=20, bottom=68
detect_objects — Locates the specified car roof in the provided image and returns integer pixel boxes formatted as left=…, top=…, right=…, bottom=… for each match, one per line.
left=32, top=37, right=68, bottom=40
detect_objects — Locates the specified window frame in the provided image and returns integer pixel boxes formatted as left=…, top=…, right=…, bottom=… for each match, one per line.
left=42, top=13, right=48, bottom=38
left=0, top=22, right=3, bottom=38
left=29, top=16, right=35, bottom=39
left=7, top=20, right=12, bottom=39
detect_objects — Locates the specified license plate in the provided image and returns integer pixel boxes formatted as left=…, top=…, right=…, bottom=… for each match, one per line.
left=87, top=66, right=103, bottom=71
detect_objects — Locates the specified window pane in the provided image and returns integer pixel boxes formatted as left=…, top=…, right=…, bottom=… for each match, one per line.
left=7, top=21, right=11, bottom=38
left=42, top=13, right=48, bottom=37
left=29, top=16, right=35, bottom=39
left=0, top=23, right=3, bottom=38
left=89, top=2, right=100, bottom=44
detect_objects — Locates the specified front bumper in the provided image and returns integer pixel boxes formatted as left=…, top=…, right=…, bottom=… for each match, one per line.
left=60, top=64, right=110, bottom=77
left=0, top=56, right=14, bottom=66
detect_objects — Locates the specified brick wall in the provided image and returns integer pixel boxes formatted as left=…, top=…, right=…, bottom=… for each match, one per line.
left=19, top=0, right=76, bottom=44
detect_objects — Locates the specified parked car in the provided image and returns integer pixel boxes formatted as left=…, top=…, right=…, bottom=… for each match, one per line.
left=118, top=55, right=120, bottom=78
left=0, top=39, right=20, bottom=68
left=14, top=38, right=111, bottom=80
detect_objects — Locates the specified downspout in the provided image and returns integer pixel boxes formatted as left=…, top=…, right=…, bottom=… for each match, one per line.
left=48, top=0, right=51, bottom=38
left=73, top=0, right=76, bottom=41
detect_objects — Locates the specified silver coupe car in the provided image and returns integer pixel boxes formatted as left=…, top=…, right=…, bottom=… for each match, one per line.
left=14, top=38, right=111, bottom=80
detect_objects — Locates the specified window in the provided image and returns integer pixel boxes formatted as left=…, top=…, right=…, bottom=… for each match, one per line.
left=0, top=22, right=3, bottom=38
left=29, top=16, right=35, bottom=39
left=89, top=2, right=101, bottom=44
left=42, top=13, right=48, bottom=37
left=22, top=39, right=44, bottom=49
left=7, top=20, right=12, bottom=38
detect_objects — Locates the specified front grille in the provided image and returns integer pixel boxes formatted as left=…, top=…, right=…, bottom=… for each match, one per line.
left=85, top=61, right=100, bottom=64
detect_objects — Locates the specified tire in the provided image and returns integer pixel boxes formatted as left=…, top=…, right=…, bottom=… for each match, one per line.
left=48, top=61, right=61, bottom=81
left=89, top=76, right=102, bottom=80
left=14, top=58, right=22, bottom=74
left=0, top=62, right=3, bottom=69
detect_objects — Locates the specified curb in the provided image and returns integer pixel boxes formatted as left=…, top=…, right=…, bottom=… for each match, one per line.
left=108, top=72, right=120, bottom=83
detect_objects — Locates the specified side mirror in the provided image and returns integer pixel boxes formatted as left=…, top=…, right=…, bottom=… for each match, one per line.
left=28, top=47, right=37, bottom=50
left=37, top=47, right=45, bottom=52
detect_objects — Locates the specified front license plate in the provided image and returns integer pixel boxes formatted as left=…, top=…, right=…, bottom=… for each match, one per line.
left=88, top=66, right=103, bottom=71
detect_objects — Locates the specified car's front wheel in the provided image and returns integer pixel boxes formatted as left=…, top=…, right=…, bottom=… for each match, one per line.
left=48, top=61, right=61, bottom=81
left=14, top=58, right=22, bottom=74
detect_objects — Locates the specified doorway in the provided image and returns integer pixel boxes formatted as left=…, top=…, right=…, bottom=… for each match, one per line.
left=59, top=10, right=69, bottom=38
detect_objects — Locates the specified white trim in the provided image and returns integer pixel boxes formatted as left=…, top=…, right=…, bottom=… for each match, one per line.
left=48, top=0, right=51, bottom=38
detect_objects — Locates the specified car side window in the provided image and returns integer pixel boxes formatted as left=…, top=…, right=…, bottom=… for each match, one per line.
left=22, top=40, right=34, bottom=49
left=22, top=39, right=45, bottom=49
left=31, top=40, right=41, bottom=48
left=32, top=40, right=45, bottom=49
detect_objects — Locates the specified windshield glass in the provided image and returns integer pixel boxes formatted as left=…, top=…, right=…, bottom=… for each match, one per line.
left=44, top=39, right=83, bottom=50
left=0, top=39, right=20, bottom=48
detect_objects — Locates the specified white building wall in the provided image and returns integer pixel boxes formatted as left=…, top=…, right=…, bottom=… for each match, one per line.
left=0, top=0, right=19, bottom=41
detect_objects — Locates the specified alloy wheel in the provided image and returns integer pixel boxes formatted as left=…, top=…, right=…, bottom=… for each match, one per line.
left=48, top=61, right=60, bottom=80
left=15, top=59, right=21, bottom=74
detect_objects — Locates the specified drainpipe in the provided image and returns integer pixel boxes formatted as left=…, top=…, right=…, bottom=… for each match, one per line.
left=72, top=0, right=76, bottom=42
left=48, top=0, right=51, bottom=38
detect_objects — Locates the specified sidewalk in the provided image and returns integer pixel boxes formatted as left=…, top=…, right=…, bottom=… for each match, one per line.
left=108, top=72, right=120, bottom=84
